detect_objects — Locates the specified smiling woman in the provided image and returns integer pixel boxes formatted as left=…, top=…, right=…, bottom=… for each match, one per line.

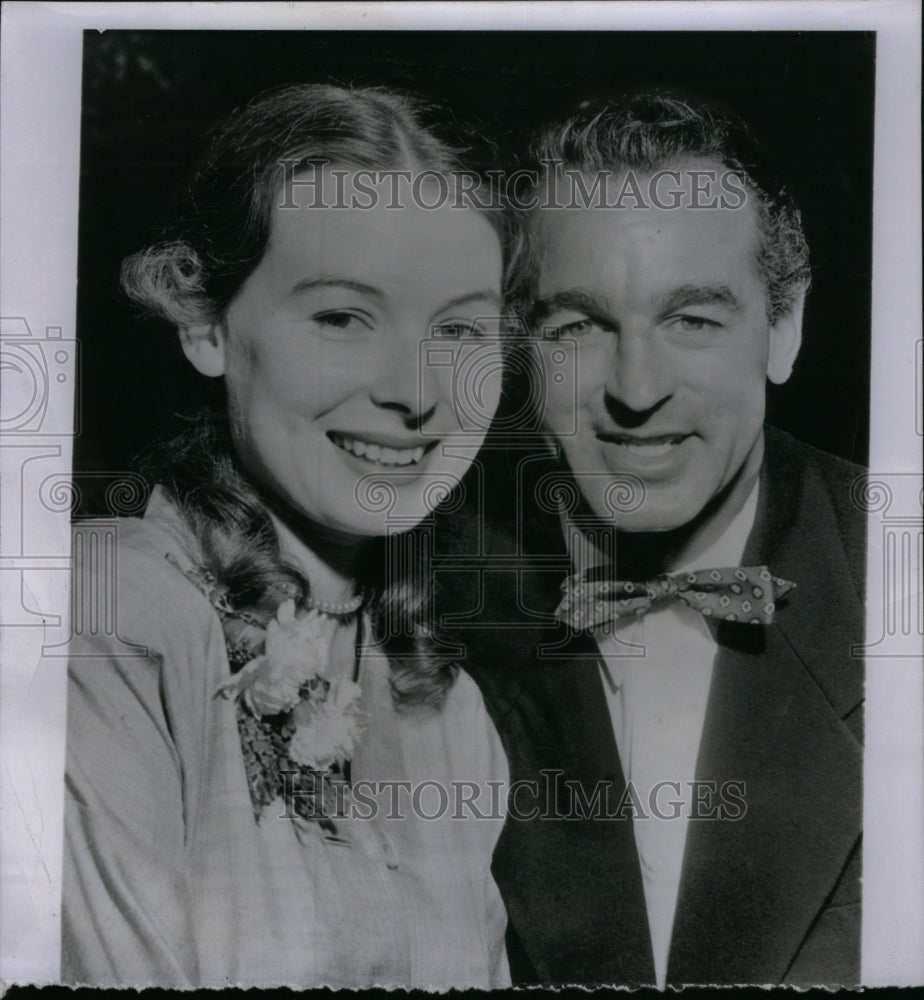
left=183, top=167, right=505, bottom=538
left=62, top=84, right=517, bottom=988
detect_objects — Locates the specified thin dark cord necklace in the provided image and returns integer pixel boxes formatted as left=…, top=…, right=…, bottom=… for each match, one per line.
left=341, top=612, right=365, bottom=785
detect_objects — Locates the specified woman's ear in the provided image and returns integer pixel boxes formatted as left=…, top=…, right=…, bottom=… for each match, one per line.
left=179, top=323, right=226, bottom=377
left=767, top=290, right=805, bottom=385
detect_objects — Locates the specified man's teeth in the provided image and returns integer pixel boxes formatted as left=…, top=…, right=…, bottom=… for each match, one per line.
left=331, top=434, right=426, bottom=466
left=611, top=436, right=685, bottom=456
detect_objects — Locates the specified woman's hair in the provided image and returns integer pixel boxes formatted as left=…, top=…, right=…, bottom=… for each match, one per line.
left=124, top=83, right=519, bottom=709
left=121, top=82, right=520, bottom=323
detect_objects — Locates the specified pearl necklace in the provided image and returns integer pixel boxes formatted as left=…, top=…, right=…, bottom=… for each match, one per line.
left=306, top=591, right=364, bottom=617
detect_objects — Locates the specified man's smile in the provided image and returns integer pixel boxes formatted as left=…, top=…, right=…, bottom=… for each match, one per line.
left=595, top=430, right=693, bottom=460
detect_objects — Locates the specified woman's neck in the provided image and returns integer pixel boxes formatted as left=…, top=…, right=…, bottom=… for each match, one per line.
left=268, top=506, right=370, bottom=603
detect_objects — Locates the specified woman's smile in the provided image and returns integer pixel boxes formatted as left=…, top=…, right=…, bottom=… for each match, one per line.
left=327, top=430, right=438, bottom=468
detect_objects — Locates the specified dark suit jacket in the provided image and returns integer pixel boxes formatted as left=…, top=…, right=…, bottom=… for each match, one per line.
left=440, top=427, right=864, bottom=987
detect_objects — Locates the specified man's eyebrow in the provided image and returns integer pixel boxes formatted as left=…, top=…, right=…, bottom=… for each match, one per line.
left=656, top=284, right=743, bottom=313
left=288, top=277, right=385, bottom=298
left=531, top=289, right=609, bottom=324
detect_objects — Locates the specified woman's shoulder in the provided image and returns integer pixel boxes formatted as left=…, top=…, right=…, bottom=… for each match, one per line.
left=362, top=652, right=507, bottom=791
left=69, top=488, right=221, bottom=664
left=442, top=668, right=509, bottom=777
left=73, top=485, right=196, bottom=566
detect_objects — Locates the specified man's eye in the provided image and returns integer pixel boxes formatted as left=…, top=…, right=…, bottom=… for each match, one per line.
left=313, top=311, right=371, bottom=332
left=432, top=322, right=483, bottom=339
left=671, top=315, right=722, bottom=333
left=544, top=318, right=607, bottom=339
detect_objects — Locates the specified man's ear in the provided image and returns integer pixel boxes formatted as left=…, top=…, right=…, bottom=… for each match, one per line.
left=767, top=290, right=805, bottom=385
left=179, top=323, right=226, bottom=377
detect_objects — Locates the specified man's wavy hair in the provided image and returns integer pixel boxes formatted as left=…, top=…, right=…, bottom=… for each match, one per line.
left=525, top=89, right=811, bottom=323
left=121, top=83, right=520, bottom=710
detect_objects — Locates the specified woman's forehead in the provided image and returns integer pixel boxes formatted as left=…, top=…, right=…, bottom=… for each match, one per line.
left=260, top=191, right=503, bottom=304
left=274, top=163, right=478, bottom=210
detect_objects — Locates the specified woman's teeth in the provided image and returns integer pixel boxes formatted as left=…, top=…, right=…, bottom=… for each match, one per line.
left=330, top=433, right=427, bottom=467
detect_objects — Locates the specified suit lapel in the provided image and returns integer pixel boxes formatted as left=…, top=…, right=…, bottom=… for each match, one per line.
left=668, top=432, right=863, bottom=984
left=500, top=635, right=657, bottom=985
left=463, top=499, right=656, bottom=984
left=668, top=623, right=862, bottom=983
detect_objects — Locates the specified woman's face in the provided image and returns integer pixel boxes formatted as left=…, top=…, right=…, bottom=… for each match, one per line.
left=190, top=171, right=504, bottom=537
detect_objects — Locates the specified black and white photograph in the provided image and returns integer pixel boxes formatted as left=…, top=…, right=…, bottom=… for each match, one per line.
left=0, top=1, right=921, bottom=992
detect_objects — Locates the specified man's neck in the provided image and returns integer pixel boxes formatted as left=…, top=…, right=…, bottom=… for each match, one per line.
left=570, top=441, right=764, bottom=579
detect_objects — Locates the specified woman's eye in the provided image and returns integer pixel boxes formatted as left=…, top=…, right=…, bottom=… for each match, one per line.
left=432, top=321, right=483, bottom=339
left=313, top=311, right=371, bottom=333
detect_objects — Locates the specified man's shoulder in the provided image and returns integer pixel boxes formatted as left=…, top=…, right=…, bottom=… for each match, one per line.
left=757, top=429, right=865, bottom=731
left=760, top=425, right=866, bottom=595
left=763, top=426, right=864, bottom=490
left=762, top=427, right=865, bottom=534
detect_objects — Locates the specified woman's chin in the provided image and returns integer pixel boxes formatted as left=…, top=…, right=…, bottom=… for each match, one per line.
left=343, top=478, right=461, bottom=535
left=342, top=456, right=471, bottom=528
left=266, top=437, right=482, bottom=539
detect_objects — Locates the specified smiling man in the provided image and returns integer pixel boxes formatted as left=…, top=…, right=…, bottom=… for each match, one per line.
left=532, top=160, right=801, bottom=550
left=455, top=92, right=865, bottom=988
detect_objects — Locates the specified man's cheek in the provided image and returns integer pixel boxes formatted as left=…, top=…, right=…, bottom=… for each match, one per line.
left=541, top=386, right=579, bottom=431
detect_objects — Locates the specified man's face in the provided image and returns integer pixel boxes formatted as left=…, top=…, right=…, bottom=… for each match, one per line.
left=534, top=162, right=801, bottom=535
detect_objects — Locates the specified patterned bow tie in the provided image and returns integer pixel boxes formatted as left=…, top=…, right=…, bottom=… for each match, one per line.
left=555, top=566, right=796, bottom=630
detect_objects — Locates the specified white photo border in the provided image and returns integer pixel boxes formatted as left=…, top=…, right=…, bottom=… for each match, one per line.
left=1, top=0, right=921, bottom=988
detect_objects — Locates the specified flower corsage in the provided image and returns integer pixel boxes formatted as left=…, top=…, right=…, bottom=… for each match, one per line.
left=169, top=558, right=364, bottom=829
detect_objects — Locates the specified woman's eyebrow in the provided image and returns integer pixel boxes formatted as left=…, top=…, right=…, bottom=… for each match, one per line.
left=288, top=277, right=385, bottom=298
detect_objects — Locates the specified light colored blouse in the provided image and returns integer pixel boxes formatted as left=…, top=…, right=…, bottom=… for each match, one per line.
left=62, top=491, right=509, bottom=988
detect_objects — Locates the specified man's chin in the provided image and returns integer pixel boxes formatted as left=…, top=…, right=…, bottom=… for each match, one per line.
left=610, top=511, right=700, bottom=534
left=581, top=487, right=710, bottom=534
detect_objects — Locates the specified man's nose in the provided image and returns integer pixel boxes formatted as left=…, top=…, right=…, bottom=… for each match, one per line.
left=602, top=329, right=672, bottom=420
left=369, top=327, right=439, bottom=426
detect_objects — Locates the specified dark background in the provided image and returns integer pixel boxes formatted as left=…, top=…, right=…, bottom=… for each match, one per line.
left=75, top=30, right=875, bottom=512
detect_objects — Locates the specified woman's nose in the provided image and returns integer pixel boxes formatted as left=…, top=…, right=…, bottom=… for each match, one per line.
left=369, top=328, right=440, bottom=425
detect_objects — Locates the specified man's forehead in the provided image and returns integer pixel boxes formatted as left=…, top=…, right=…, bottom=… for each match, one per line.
left=534, top=172, right=764, bottom=302
left=537, top=205, right=760, bottom=254
left=544, top=155, right=741, bottom=198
